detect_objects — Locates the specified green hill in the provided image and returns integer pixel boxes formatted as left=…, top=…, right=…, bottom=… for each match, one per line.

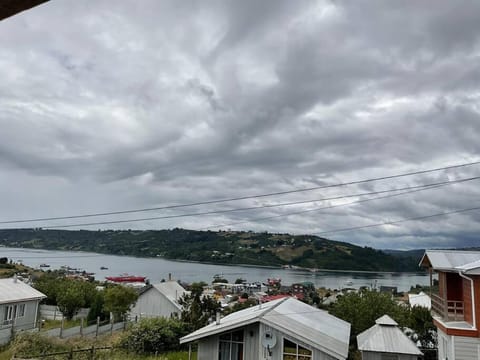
left=0, top=228, right=422, bottom=272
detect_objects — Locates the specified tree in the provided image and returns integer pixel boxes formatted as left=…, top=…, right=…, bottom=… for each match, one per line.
left=329, top=290, right=409, bottom=341
left=57, top=281, right=86, bottom=320
left=179, top=282, right=221, bottom=331
left=103, top=285, right=138, bottom=321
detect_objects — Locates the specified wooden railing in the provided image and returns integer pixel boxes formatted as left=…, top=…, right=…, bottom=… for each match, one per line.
left=431, top=293, right=464, bottom=321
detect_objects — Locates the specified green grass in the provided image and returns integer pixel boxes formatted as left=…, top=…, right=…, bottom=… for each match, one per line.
left=41, top=318, right=81, bottom=331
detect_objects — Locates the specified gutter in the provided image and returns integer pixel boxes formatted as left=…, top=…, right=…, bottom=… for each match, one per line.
left=459, top=271, right=476, bottom=330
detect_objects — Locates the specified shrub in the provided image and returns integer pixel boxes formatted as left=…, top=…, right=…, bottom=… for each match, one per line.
left=119, top=317, right=189, bottom=354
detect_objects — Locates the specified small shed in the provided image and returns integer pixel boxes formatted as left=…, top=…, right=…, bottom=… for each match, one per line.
left=357, top=315, right=422, bottom=360
left=129, top=280, right=188, bottom=320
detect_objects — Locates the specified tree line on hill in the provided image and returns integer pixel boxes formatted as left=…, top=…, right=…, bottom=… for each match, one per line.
left=0, top=228, right=422, bottom=272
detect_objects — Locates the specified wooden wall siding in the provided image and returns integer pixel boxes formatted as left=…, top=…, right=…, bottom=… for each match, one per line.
left=439, top=272, right=446, bottom=298
left=196, top=322, right=344, bottom=360
left=0, top=300, right=39, bottom=331
left=197, top=335, right=217, bottom=360
left=454, top=335, right=480, bottom=360
left=130, top=289, right=179, bottom=319
left=447, top=273, right=463, bottom=301
left=463, top=278, right=473, bottom=324
left=473, top=276, right=480, bottom=331
left=360, top=351, right=418, bottom=360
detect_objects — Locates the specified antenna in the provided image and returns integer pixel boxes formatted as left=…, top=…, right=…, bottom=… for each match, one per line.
left=261, top=330, right=277, bottom=356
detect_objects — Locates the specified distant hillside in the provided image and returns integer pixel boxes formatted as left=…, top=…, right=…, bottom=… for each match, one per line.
left=0, top=228, right=424, bottom=272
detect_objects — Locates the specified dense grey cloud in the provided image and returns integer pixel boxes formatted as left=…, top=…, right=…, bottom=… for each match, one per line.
left=1, top=0, right=480, bottom=249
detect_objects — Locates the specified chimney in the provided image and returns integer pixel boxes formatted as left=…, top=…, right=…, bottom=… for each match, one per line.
left=13, top=274, right=17, bottom=283
left=168, top=273, right=172, bottom=281
left=216, top=312, right=221, bottom=325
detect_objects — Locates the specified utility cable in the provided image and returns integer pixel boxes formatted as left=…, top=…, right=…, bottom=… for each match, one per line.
left=28, top=176, right=479, bottom=229
left=200, top=182, right=450, bottom=230
left=312, top=206, right=480, bottom=236
left=1, top=160, right=479, bottom=225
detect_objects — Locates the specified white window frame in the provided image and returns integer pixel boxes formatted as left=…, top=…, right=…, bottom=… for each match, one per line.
left=218, top=329, right=245, bottom=360
left=2, top=303, right=26, bottom=326
left=282, top=336, right=313, bottom=359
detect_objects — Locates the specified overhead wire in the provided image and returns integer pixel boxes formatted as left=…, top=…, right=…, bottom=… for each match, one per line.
left=1, top=159, right=479, bottom=225
left=21, top=176, right=480, bottom=229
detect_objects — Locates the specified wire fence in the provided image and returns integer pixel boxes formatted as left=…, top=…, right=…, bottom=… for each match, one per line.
left=12, top=346, right=114, bottom=360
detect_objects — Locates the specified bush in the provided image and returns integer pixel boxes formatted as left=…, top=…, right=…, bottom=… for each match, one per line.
left=10, top=332, right=67, bottom=357
left=119, top=318, right=189, bottom=354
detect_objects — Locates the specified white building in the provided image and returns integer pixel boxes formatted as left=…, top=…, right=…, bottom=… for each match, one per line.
left=181, top=297, right=351, bottom=360
left=357, top=315, right=422, bottom=360
left=0, top=277, right=46, bottom=345
left=129, top=281, right=188, bottom=320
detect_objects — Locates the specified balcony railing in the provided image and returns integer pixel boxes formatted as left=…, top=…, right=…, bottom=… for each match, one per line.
left=431, top=293, right=464, bottom=321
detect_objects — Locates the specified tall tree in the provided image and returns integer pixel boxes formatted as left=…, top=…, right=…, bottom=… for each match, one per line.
left=179, top=282, right=221, bottom=331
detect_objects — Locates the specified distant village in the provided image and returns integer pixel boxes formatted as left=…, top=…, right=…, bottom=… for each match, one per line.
left=1, top=249, right=479, bottom=359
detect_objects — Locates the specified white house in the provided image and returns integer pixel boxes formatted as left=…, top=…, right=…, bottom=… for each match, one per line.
left=0, top=277, right=46, bottom=345
left=129, top=280, right=188, bottom=320
left=408, top=292, right=431, bottom=309
left=181, top=297, right=351, bottom=360
left=357, top=315, right=423, bottom=360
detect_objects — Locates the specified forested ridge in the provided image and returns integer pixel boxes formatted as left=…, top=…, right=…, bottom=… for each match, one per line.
left=0, top=228, right=422, bottom=272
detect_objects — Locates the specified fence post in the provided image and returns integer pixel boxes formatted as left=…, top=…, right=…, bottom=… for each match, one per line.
left=68, top=348, right=73, bottom=360
left=89, top=345, right=95, bottom=360
left=80, top=318, right=84, bottom=337
left=60, top=317, right=64, bottom=338
left=95, top=316, right=100, bottom=338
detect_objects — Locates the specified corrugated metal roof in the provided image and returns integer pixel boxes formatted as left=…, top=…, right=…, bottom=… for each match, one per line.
left=375, top=315, right=397, bottom=326
left=151, top=281, right=188, bottom=310
left=408, top=292, right=431, bottom=309
left=357, top=315, right=422, bottom=355
left=456, top=259, right=480, bottom=275
left=420, top=250, right=480, bottom=271
left=181, top=297, right=350, bottom=359
left=0, top=278, right=46, bottom=304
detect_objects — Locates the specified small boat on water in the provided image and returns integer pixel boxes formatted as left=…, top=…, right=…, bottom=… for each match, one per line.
left=105, top=275, right=146, bottom=283
left=100, top=266, right=108, bottom=270
left=39, top=263, right=50, bottom=268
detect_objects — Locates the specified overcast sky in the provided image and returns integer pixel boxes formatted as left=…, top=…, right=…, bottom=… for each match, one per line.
left=1, top=0, right=480, bottom=250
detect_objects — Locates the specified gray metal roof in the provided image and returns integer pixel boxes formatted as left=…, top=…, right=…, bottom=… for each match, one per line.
left=357, top=315, right=422, bottom=355
left=420, top=249, right=480, bottom=271
left=0, top=278, right=46, bottom=304
left=150, top=281, right=188, bottom=310
left=181, top=297, right=350, bottom=359
left=375, top=315, right=397, bottom=326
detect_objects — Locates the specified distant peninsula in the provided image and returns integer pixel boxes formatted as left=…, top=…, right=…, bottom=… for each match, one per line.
left=0, top=228, right=424, bottom=272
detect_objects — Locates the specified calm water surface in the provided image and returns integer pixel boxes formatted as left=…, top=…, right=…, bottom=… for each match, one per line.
left=0, top=247, right=429, bottom=292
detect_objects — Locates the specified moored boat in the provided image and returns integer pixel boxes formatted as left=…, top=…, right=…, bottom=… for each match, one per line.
left=105, top=275, right=146, bottom=283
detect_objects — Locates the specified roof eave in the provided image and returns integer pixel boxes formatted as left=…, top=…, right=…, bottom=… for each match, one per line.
left=0, top=295, right=46, bottom=305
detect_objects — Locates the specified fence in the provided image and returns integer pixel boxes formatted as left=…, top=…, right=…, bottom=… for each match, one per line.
left=43, top=318, right=126, bottom=339
left=0, top=317, right=126, bottom=346
left=12, top=346, right=113, bottom=360
left=40, top=305, right=90, bottom=321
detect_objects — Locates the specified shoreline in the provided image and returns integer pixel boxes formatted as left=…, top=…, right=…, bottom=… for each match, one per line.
left=2, top=245, right=426, bottom=275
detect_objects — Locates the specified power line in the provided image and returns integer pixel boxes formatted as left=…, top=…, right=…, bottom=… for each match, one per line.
left=312, top=206, right=480, bottom=236
left=30, top=176, right=479, bottom=229
left=200, top=182, right=450, bottom=230
left=1, top=160, right=479, bottom=225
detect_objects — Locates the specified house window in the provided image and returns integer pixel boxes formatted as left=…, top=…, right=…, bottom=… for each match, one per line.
left=17, top=304, right=25, bottom=318
left=283, top=338, right=312, bottom=360
left=381, top=355, right=398, bottom=360
left=2, top=303, right=26, bottom=325
left=218, top=330, right=244, bottom=360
